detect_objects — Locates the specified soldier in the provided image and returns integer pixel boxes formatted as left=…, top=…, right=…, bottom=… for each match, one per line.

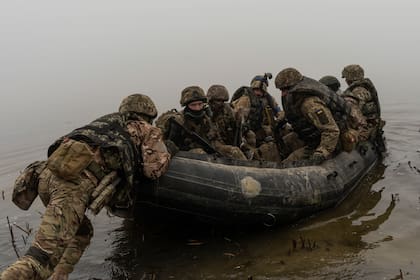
left=231, top=74, right=282, bottom=162
left=206, top=85, right=237, bottom=146
left=1, top=94, right=171, bottom=280
left=341, top=64, right=385, bottom=150
left=275, top=68, right=343, bottom=163
left=165, top=86, right=246, bottom=160
left=319, top=75, right=366, bottom=152
left=319, top=75, right=342, bottom=94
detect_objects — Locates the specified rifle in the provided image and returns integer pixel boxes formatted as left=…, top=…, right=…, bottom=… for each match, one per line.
left=168, top=117, right=218, bottom=154
left=263, top=106, right=287, bottom=159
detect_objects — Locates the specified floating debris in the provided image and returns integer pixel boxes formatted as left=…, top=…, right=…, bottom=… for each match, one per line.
left=224, top=237, right=232, bottom=242
left=13, top=222, right=32, bottom=235
left=187, top=239, right=204, bottom=246
left=223, top=252, right=236, bottom=258
left=391, top=193, right=400, bottom=202
left=7, top=216, right=20, bottom=258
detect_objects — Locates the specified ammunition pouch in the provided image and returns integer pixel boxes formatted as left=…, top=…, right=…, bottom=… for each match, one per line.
left=86, top=160, right=107, bottom=181
left=88, top=171, right=121, bottom=215
left=12, top=161, right=47, bottom=210
left=47, top=139, right=94, bottom=180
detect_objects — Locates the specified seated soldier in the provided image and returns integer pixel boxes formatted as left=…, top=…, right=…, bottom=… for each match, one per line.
left=162, top=86, right=246, bottom=160
left=275, top=68, right=342, bottom=163
left=231, top=73, right=283, bottom=162
left=206, top=84, right=237, bottom=146
left=320, top=75, right=366, bottom=152
left=341, top=64, right=385, bottom=151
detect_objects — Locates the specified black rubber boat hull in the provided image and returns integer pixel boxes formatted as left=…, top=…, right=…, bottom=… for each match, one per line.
left=137, top=142, right=378, bottom=226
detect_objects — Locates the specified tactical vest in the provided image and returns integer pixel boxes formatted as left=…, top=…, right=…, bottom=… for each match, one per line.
left=284, top=77, right=351, bottom=144
left=211, top=103, right=236, bottom=145
left=48, top=113, right=141, bottom=188
left=231, top=86, right=278, bottom=132
left=342, top=78, right=380, bottom=119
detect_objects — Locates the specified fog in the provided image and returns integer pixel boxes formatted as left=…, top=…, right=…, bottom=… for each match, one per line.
left=1, top=0, right=419, bottom=140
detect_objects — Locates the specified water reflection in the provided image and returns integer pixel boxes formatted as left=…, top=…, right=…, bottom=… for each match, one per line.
left=104, top=163, right=395, bottom=280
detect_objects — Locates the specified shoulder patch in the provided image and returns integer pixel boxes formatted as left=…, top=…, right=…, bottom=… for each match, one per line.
left=315, top=109, right=329, bottom=125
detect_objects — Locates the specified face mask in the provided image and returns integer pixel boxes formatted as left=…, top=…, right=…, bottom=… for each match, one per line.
left=184, top=106, right=205, bottom=120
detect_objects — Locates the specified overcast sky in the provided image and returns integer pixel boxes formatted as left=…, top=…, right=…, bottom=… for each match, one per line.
left=1, top=0, right=419, bottom=138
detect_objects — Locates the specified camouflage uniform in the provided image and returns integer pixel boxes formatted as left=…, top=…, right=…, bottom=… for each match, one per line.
left=231, top=74, right=282, bottom=162
left=207, top=85, right=237, bottom=145
left=319, top=75, right=365, bottom=151
left=1, top=94, right=170, bottom=280
left=341, top=64, right=383, bottom=144
left=275, top=68, right=341, bottom=162
left=165, top=86, right=246, bottom=160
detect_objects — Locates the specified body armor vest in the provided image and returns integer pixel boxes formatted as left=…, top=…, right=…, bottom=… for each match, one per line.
left=211, top=103, right=236, bottom=145
left=283, top=77, right=350, bottom=144
left=48, top=113, right=141, bottom=188
left=342, top=78, right=380, bottom=120
left=232, top=86, right=278, bottom=132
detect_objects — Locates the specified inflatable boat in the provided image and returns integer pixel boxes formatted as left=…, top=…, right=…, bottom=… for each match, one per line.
left=136, top=142, right=379, bottom=226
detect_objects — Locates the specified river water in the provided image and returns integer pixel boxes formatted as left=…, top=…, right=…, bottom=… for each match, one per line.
left=1, top=1, right=420, bottom=279
left=1, top=100, right=420, bottom=280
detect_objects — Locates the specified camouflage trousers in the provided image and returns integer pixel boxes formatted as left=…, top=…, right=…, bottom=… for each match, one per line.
left=282, top=146, right=309, bottom=163
left=1, top=168, right=95, bottom=280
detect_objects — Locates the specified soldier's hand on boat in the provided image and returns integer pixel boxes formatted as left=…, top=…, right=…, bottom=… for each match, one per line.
left=164, top=140, right=179, bottom=157
left=309, top=151, right=326, bottom=164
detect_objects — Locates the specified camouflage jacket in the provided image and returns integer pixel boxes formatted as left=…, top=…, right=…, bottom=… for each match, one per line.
left=342, top=78, right=380, bottom=120
left=283, top=78, right=341, bottom=157
left=210, top=103, right=237, bottom=145
left=48, top=113, right=170, bottom=186
left=284, top=77, right=350, bottom=131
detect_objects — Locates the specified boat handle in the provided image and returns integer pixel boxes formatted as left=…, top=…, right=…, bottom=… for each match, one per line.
left=262, top=213, right=277, bottom=227
left=327, top=171, right=338, bottom=180
left=348, top=160, right=357, bottom=168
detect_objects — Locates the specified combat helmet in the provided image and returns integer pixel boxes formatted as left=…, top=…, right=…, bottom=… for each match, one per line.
left=180, top=86, right=207, bottom=106
left=319, top=75, right=341, bottom=92
left=341, top=64, right=364, bottom=82
left=119, top=93, right=158, bottom=119
left=250, top=73, right=272, bottom=92
left=207, top=85, right=229, bottom=102
left=275, top=68, right=303, bottom=90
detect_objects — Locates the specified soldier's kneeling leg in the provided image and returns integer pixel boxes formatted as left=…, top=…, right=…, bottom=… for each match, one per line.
left=51, top=216, right=94, bottom=279
left=257, top=142, right=282, bottom=163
